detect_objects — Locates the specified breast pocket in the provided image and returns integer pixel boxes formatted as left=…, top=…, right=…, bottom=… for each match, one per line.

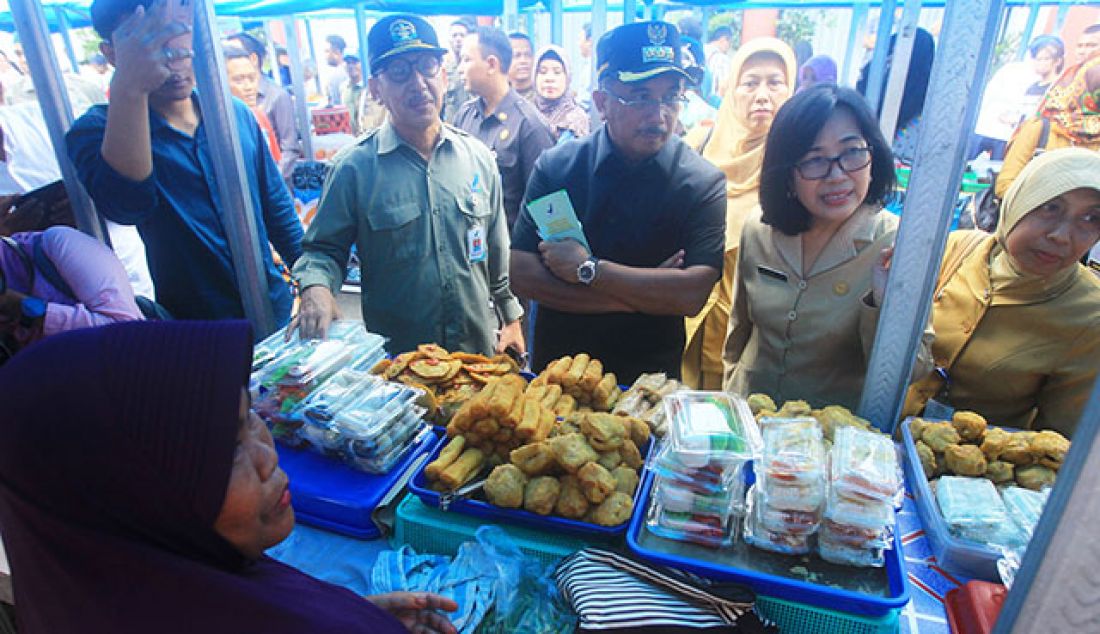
left=367, top=201, right=426, bottom=262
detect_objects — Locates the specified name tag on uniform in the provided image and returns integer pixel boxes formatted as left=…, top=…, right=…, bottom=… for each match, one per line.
left=468, top=226, right=487, bottom=263
left=757, top=265, right=788, bottom=282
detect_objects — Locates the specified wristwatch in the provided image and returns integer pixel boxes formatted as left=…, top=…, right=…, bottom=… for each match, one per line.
left=19, top=296, right=47, bottom=328
left=576, top=257, right=599, bottom=286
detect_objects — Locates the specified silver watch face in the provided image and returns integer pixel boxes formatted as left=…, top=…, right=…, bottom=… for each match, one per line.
left=578, top=260, right=596, bottom=284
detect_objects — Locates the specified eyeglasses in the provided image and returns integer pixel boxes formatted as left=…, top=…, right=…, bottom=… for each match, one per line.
left=605, top=89, right=688, bottom=112
left=382, top=55, right=442, bottom=83
left=794, top=147, right=873, bottom=180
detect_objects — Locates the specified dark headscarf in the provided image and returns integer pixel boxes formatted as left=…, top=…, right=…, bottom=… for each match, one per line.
left=533, top=45, right=590, bottom=141
left=857, top=27, right=935, bottom=130
left=0, top=321, right=405, bottom=634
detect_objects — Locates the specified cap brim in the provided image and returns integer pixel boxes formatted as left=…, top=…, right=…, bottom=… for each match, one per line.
left=615, top=64, right=695, bottom=85
left=371, top=43, right=446, bottom=70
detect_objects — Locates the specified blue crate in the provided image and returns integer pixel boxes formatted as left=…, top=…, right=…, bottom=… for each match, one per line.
left=408, top=430, right=649, bottom=538
left=900, top=418, right=1005, bottom=581
left=626, top=471, right=909, bottom=617
left=277, top=430, right=440, bottom=539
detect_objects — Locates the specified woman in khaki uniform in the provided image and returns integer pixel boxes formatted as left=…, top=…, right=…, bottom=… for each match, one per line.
left=723, top=85, right=932, bottom=411
left=906, top=148, right=1100, bottom=437
left=682, top=38, right=796, bottom=389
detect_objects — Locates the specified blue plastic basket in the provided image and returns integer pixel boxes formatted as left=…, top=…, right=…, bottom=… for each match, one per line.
left=408, top=430, right=650, bottom=538
left=626, top=471, right=909, bottom=617
left=277, top=430, right=441, bottom=539
left=755, top=595, right=900, bottom=634
left=900, top=418, right=1003, bottom=581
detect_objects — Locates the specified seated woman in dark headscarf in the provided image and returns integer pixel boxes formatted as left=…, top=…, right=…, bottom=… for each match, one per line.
left=0, top=320, right=457, bottom=633
left=533, top=45, right=590, bottom=142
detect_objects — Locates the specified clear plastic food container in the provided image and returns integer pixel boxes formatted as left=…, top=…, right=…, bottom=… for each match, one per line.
left=664, top=392, right=761, bottom=469
left=830, top=427, right=900, bottom=503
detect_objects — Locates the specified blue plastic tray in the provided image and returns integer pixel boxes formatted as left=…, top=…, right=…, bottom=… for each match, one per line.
left=900, top=418, right=1002, bottom=581
left=408, top=430, right=650, bottom=538
left=626, top=471, right=909, bottom=617
left=277, top=429, right=440, bottom=539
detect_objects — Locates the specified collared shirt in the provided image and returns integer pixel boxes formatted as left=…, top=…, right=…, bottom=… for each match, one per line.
left=724, top=207, right=905, bottom=411
left=512, top=126, right=726, bottom=382
left=293, top=121, right=522, bottom=356
left=443, top=54, right=468, bottom=123
left=257, top=76, right=301, bottom=177
left=515, top=85, right=537, bottom=104
left=341, top=82, right=365, bottom=135
left=66, top=95, right=303, bottom=329
left=452, top=89, right=555, bottom=229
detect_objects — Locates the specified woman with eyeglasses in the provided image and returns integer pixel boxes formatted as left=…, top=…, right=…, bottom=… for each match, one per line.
left=905, top=149, right=1100, bottom=438
left=722, top=84, right=932, bottom=410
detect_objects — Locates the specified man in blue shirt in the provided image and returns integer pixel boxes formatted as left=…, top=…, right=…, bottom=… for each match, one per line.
left=67, top=0, right=302, bottom=328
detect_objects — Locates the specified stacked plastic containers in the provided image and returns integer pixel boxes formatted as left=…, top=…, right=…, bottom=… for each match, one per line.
left=288, top=370, right=427, bottom=474
left=937, top=477, right=1029, bottom=550
left=647, top=392, right=761, bottom=548
left=1000, top=486, right=1049, bottom=541
left=745, top=418, right=826, bottom=556
left=250, top=321, right=387, bottom=429
left=818, top=427, right=899, bottom=567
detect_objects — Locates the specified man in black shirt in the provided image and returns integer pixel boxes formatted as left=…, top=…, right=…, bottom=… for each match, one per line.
left=510, top=21, right=725, bottom=383
left=453, top=26, right=554, bottom=230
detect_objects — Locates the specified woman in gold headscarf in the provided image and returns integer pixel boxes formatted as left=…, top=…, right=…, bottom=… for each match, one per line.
left=905, top=148, right=1100, bottom=437
left=682, top=38, right=796, bottom=389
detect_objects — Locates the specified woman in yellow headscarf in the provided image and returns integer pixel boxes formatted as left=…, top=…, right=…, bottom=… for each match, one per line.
left=905, top=148, right=1100, bottom=437
left=682, top=38, right=797, bottom=389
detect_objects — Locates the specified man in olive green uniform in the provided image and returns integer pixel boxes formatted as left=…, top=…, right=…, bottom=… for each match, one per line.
left=292, top=15, right=525, bottom=357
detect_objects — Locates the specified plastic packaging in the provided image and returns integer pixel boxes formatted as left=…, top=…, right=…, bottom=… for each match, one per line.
left=756, top=418, right=826, bottom=513
left=824, top=487, right=896, bottom=530
left=664, top=392, right=761, bottom=469
left=830, top=427, right=900, bottom=502
left=1001, top=486, right=1048, bottom=539
left=646, top=495, right=739, bottom=549
left=649, top=441, right=745, bottom=496
left=743, top=486, right=813, bottom=555
left=936, top=476, right=1009, bottom=535
left=655, top=476, right=742, bottom=517
left=757, top=502, right=822, bottom=536
left=817, top=532, right=886, bottom=568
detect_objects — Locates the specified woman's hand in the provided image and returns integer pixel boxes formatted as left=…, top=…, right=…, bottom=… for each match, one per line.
left=871, top=246, right=894, bottom=308
left=366, top=592, right=459, bottom=634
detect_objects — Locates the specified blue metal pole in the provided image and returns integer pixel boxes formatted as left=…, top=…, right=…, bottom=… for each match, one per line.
left=864, top=0, right=897, bottom=114
left=550, top=0, right=563, bottom=45
left=9, top=0, right=105, bottom=243
left=53, top=7, right=80, bottom=74
left=284, top=16, right=314, bottom=162
left=304, top=18, right=320, bottom=94
left=354, top=4, right=369, bottom=58
left=624, top=0, right=637, bottom=25
left=842, top=3, right=870, bottom=86
left=1017, top=1, right=1040, bottom=61
left=191, top=0, right=277, bottom=337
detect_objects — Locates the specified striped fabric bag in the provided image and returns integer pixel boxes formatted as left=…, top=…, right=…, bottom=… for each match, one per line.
left=555, top=549, right=777, bottom=633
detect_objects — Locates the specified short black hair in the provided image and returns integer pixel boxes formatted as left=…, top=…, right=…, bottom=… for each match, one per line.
left=223, top=45, right=252, bottom=62
left=91, top=0, right=149, bottom=41
left=474, top=26, right=512, bottom=73
left=326, top=34, right=346, bottom=52
left=451, top=17, right=474, bottom=32
left=508, top=31, right=533, bottom=48
left=1085, top=24, right=1100, bottom=35
left=228, top=32, right=265, bottom=64
left=1029, top=35, right=1064, bottom=59
left=759, top=85, right=896, bottom=236
left=709, top=26, right=733, bottom=42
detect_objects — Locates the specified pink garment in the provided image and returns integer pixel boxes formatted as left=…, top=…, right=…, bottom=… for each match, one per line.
left=3, top=227, right=143, bottom=339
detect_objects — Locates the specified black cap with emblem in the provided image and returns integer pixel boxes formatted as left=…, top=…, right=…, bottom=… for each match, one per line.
left=367, top=14, right=446, bottom=75
left=596, top=21, right=695, bottom=84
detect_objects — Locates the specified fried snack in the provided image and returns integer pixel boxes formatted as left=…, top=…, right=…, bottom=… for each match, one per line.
left=944, top=444, right=987, bottom=477
left=466, top=380, right=497, bottom=420
left=597, top=450, right=622, bottom=471
left=619, top=439, right=643, bottom=470
left=452, top=351, right=492, bottom=365
left=1030, top=430, right=1070, bottom=470
left=510, top=442, right=556, bottom=476
left=553, top=417, right=582, bottom=437
left=426, top=436, right=467, bottom=481
left=554, top=394, right=578, bottom=417
left=384, top=352, right=413, bottom=379
left=915, top=440, right=937, bottom=479
left=439, top=448, right=486, bottom=490
left=514, top=398, right=543, bottom=441
left=535, top=407, right=556, bottom=443
left=500, top=390, right=526, bottom=429
left=777, top=400, right=812, bottom=417
left=747, top=393, right=778, bottom=416
left=549, top=432, right=600, bottom=473
left=545, top=356, right=572, bottom=384
left=554, top=475, right=590, bottom=519
left=922, top=422, right=962, bottom=453
left=563, top=353, right=591, bottom=389
left=985, top=460, right=1015, bottom=484
left=592, top=373, right=621, bottom=411
left=1000, top=432, right=1037, bottom=466
left=909, top=418, right=929, bottom=443
left=579, top=358, right=604, bottom=393
left=980, top=427, right=1012, bottom=461
left=624, top=416, right=651, bottom=448
left=485, top=464, right=527, bottom=508
left=577, top=461, right=616, bottom=504
left=523, top=476, right=561, bottom=515
left=488, top=374, right=526, bottom=419
left=815, top=405, right=870, bottom=442
left=951, top=410, right=988, bottom=442
left=591, top=491, right=634, bottom=526
left=472, top=418, right=500, bottom=437
left=538, top=383, right=563, bottom=410
left=581, top=413, right=628, bottom=451
left=1016, top=464, right=1056, bottom=491
left=494, top=427, right=513, bottom=443
left=418, top=343, right=451, bottom=359
left=370, top=358, right=392, bottom=375
left=612, top=466, right=640, bottom=496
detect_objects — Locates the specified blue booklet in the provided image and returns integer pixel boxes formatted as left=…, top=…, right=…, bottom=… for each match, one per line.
left=525, top=189, right=590, bottom=252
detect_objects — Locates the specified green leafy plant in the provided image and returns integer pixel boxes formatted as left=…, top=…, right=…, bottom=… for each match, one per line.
left=777, top=10, right=816, bottom=49
left=707, top=11, right=742, bottom=50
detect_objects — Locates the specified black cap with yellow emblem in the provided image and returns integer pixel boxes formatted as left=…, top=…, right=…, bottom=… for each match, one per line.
left=597, top=21, right=695, bottom=85
left=367, top=14, right=446, bottom=75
